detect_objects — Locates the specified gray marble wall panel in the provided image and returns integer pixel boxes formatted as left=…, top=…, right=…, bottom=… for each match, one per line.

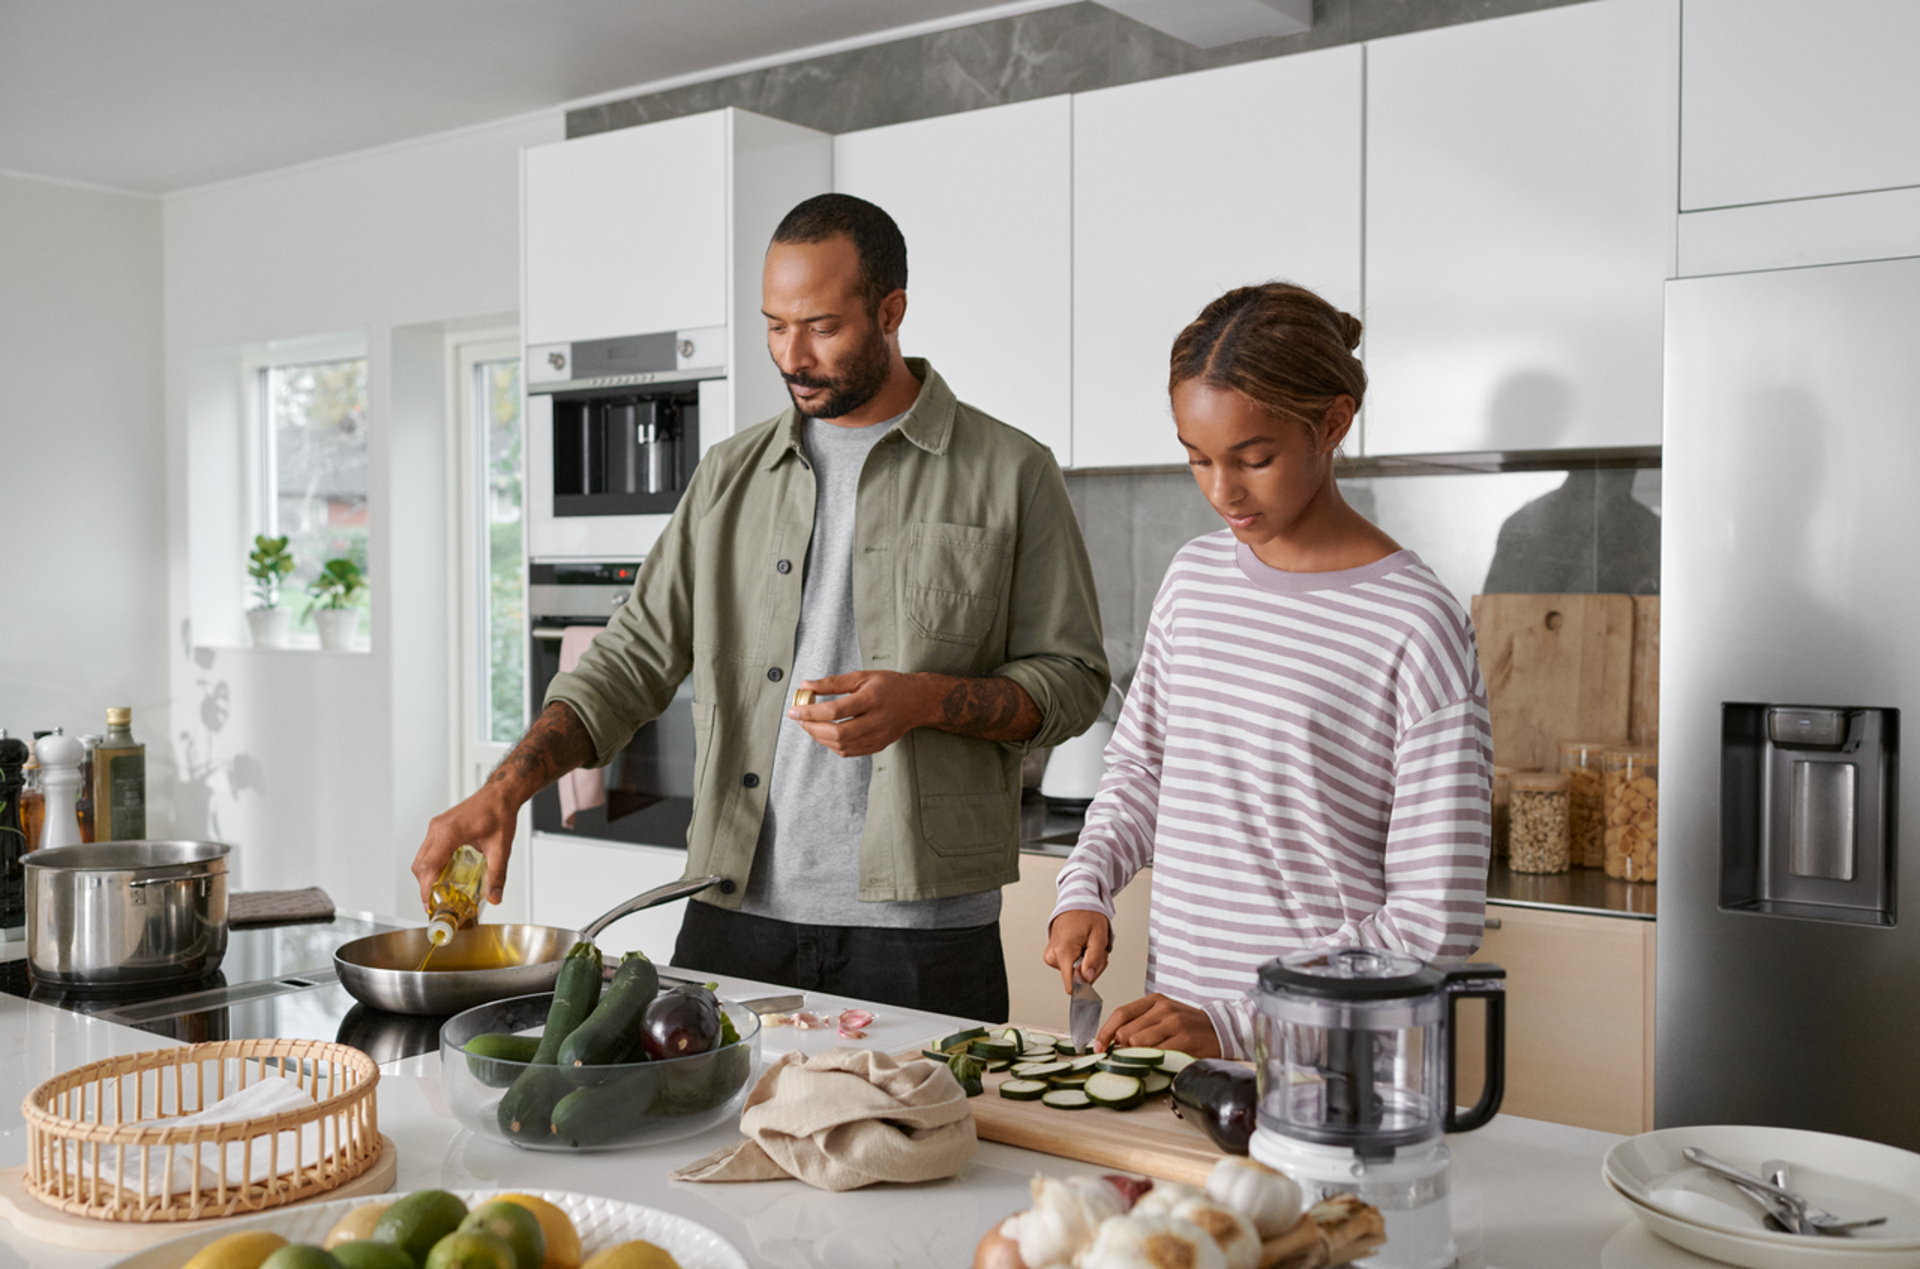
left=568, top=0, right=1598, bottom=140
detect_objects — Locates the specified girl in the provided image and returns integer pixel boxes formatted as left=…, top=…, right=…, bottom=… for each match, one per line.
left=1044, top=282, right=1492, bottom=1059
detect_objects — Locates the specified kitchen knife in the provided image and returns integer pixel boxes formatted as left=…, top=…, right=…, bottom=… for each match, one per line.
left=1069, top=967, right=1103, bottom=1053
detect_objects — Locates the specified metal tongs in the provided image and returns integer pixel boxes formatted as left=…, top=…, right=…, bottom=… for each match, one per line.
left=1683, top=1147, right=1888, bottom=1235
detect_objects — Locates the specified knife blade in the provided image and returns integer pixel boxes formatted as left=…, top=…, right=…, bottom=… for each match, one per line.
left=1069, top=969, right=1102, bottom=1054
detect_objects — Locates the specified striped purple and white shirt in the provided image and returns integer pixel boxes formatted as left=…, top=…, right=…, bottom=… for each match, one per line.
left=1052, top=533, right=1492, bottom=1059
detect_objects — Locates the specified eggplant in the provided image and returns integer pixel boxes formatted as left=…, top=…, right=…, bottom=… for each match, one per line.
left=1170, top=1059, right=1257, bottom=1154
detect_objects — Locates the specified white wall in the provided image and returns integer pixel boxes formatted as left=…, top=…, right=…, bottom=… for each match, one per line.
left=0, top=173, right=167, bottom=778
left=162, top=113, right=561, bottom=917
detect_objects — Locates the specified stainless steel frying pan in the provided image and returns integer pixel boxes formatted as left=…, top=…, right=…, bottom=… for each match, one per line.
left=333, top=875, right=722, bottom=1015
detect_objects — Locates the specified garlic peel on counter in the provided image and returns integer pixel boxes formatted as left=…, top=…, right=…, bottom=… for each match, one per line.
left=1204, top=1157, right=1303, bottom=1239
left=1080, top=1213, right=1230, bottom=1269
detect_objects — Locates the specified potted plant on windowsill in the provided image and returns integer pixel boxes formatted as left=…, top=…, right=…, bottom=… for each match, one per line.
left=309, top=557, right=367, bottom=651
left=245, top=534, right=294, bottom=648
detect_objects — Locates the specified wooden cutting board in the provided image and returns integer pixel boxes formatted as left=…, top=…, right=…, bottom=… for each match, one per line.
left=0, top=1134, right=396, bottom=1251
left=1471, top=594, right=1635, bottom=770
left=903, top=1033, right=1234, bottom=1185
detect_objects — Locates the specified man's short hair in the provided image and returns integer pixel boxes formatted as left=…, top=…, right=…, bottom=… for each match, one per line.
left=771, top=193, right=907, bottom=314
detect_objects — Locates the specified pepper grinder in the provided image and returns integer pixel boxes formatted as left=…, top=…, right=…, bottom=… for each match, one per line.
left=36, top=730, right=84, bottom=852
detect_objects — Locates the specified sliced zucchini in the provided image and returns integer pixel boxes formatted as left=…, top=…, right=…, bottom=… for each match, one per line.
left=1157, top=1050, right=1197, bottom=1075
left=1020, top=1044, right=1060, bottom=1059
left=1011, top=1060, right=1072, bottom=1080
left=1068, top=1054, right=1104, bottom=1073
left=999, top=1079, right=1049, bottom=1101
left=1041, top=1089, right=1094, bottom=1110
left=1084, top=1071, right=1146, bottom=1110
left=1048, top=1071, right=1091, bottom=1089
left=1142, top=1071, right=1173, bottom=1097
left=999, top=1027, right=1026, bottom=1050
left=1113, top=1047, right=1165, bottom=1064
left=984, top=1058, right=1013, bottom=1073
left=940, top=1026, right=988, bottom=1049
left=1054, top=1038, right=1079, bottom=1055
left=1099, top=1056, right=1160, bottom=1074
left=970, top=1040, right=1017, bottom=1062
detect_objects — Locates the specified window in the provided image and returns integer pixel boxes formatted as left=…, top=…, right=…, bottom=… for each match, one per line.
left=256, top=355, right=370, bottom=637
left=454, top=334, right=525, bottom=795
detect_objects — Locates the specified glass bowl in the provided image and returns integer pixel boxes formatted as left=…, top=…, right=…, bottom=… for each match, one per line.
left=440, top=990, right=762, bottom=1151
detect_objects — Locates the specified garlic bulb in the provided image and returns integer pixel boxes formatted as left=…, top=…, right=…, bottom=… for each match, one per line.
left=1204, top=1156, right=1303, bottom=1239
left=1168, top=1199, right=1260, bottom=1269
left=1079, top=1214, right=1229, bottom=1269
left=1127, top=1180, right=1207, bottom=1218
left=1011, top=1174, right=1125, bottom=1268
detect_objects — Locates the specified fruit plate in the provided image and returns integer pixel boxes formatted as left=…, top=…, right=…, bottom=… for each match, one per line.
left=105, top=1189, right=749, bottom=1269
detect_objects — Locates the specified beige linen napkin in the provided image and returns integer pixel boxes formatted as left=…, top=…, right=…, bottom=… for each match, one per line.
left=671, top=1047, right=976, bottom=1192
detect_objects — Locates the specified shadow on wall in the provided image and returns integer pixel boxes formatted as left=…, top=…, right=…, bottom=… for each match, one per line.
left=172, top=618, right=263, bottom=841
left=1479, top=369, right=1660, bottom=595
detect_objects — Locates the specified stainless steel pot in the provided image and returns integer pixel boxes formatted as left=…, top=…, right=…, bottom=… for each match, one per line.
left=24, top=840, right=231, bottom=987
left=332, top=874, right=722, bottom=1015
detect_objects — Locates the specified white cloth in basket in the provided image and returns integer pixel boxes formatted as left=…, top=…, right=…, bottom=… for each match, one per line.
left=85, top=1075, right=328, bottom=1196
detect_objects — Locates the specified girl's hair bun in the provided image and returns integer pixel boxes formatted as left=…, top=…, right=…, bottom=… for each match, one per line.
left=1168, top=281, right=1369, bottom=424
left=1337, top=311, right=1364, bottom=351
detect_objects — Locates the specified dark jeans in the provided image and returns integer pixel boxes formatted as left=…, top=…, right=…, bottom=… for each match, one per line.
left=672, top=901, right=1009, bottom=1024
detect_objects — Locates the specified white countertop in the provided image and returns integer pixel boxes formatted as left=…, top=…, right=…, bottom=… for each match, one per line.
left=0, top=977, right=1707, bottom=1269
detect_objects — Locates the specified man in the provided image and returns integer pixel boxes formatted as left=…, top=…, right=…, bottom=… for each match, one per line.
left=413, top=193, right=1108, bottom=1021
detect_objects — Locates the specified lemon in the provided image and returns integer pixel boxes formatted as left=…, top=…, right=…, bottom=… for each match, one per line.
left=373, top=1190, right=469, bottom=1267
left=486, top=1195, right=581, bottom=1269
left=324, top=1202, right=394, bottom=1250
left=183, top=1230, right=290, bottom=1269
left=579, top=1243, right=680, bottom=1269
left=423, top=1230, right=517, bottom=1269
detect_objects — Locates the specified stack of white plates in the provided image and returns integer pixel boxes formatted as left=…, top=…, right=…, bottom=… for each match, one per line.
left=1603, top=1126, right=1920, bottom=1268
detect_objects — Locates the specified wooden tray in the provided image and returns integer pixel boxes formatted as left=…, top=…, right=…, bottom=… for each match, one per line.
left=0, top=1133, right=396, bottom=1252
left=903, top=1030, right=1238, bottom=1185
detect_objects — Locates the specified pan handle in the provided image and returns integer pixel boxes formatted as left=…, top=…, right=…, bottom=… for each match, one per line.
left=578, top=875, right=725, bottom=941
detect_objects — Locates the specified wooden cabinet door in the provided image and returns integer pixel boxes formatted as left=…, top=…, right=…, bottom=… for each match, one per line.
left=1455, top=905, right=1656, bottom=1135
left=524, top=113, right=730, bottom=347
left=1681, top=0, right=1920, bottom=211
left=1363, top=0, right=1674, bottom=455
left=1072, top=50, right=1363, bottom=469
left=834, top=97, right=1073, bottom=461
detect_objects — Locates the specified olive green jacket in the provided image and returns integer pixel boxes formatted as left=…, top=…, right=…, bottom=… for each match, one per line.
left=545, top=361, right=1109, bottom=906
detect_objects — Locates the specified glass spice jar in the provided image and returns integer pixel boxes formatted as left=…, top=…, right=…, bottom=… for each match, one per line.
left=1557, top=739, right=1612, bottom=868
left=1603, top=746, right=1659, bottom=882
left=1490, top=765, right=1514, bottom=859
left=1508, top=771, right=1572, bottom=874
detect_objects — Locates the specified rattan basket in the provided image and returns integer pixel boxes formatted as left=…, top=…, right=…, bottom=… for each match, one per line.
left=21, top=1038, right=381, bottom=1222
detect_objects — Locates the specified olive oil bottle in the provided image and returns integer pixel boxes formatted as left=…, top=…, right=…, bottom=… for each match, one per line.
left=92, top=707, right=146, bottom=841
left=418, top=844, right=488, bottom=969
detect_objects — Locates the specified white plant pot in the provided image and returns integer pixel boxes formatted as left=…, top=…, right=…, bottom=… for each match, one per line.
left=246, top=608, right=290, bottom=649
left=315, top=608, right=361, bottom=651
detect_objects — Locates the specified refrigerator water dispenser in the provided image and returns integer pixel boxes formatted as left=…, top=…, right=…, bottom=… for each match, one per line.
left=1720, top=704, right=1898, bottom=926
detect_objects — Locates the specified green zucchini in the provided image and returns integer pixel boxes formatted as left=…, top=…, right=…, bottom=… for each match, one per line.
left=999, top=1079, right=1048, bottom=1101
left=1041, top=1089, right=1093, bottom=1110
left=495, top=940, right=601, bottom=1137
left=556, top=950, right=659, bottom=1068
left=462, top=1033, right=542, bottom=1087
left=1143, top=1071, right=1173, bottom=1097
left=970, top=1039, right=1016, bottom=1062
left=939, top=1026, right=988, bottom=1049
left=1085, top=1071, right=1146, bottom=1110
left=547, top=1064, right=660, bottom=1147
left=1112, top=1047, right=1165, bottom=1063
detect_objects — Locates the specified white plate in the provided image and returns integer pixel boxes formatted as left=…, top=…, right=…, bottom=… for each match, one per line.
left=1608, top=1179, right=1920, bottom=1269
left=1604, top=1125, right=1920, bottom=1252
left=107, top=1188, right=748, bottom=1269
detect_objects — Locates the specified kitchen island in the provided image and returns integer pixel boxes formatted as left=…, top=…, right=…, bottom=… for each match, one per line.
left=0, top=975, right=1705, bottom=1269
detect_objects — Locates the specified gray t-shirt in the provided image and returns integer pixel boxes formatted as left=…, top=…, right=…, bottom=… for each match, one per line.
left=740, top=412, right=1002, bottom=929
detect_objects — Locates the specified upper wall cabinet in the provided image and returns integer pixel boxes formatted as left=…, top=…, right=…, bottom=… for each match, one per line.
left=1362, top=0, right=1676, bottom=457
left=523, top=110, right=831, bottom=433
left=835, top=98, right=1073, bottom=461
left=1073, top=51, right=1364, bottom=469
left=1681, top=0, right=1920, bottom=211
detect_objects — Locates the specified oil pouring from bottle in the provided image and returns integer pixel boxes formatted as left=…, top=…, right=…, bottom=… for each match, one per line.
left=417, top=843, right=488, bottom=970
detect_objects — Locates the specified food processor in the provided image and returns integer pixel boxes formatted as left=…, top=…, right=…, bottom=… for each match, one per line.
left=1250, top=947, right=1506, bottom=1269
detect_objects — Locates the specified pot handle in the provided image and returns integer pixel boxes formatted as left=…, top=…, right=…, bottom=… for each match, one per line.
left=578, top=875, right=725, bottom=940
left=1443, top=962, right=1506, bottom=1134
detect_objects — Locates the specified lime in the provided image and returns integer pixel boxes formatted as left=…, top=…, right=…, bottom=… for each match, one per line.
left=460, top=1201, right=546, bottom=1269
left=423, top=1230, right=517, bottom=1269
left=329, top=1243, right=418, bottom=1269
left=373, top=1190, right=469, bottom=1266
left=259, top=1247, right=344, bottom=1269
left=486, top=1195, right=581, bottom=1269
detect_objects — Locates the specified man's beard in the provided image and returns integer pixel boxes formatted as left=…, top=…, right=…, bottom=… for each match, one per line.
left=783, top=319, right=891, bottom=419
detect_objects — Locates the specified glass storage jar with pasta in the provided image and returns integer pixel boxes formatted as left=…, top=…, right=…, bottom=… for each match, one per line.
left=1556, top=739, right=1612, bottom=868
left=1602, top=746, right=1658, bottom=882
left=1508, top=771, right=1571, bottom=874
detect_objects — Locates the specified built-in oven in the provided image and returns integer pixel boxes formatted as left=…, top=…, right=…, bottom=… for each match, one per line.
left=526, top=329, right=729, bottom=561
left=529, top=562, right=697, bottom=850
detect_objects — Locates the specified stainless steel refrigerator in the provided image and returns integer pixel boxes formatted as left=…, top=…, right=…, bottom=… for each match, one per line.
left=1660, top=254, right=1920, bottom=1147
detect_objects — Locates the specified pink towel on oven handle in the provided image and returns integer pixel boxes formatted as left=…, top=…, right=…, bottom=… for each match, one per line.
left=556, top=625, right=607, bottom=829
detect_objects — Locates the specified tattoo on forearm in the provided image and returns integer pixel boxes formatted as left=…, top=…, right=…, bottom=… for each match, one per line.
left=937, top=677, right=1042, bottom=742
left=488, top=701, right=596, bottom=792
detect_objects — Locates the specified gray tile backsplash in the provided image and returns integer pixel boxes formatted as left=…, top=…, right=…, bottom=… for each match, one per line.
left=1066, top=464, right=1659, bottom=684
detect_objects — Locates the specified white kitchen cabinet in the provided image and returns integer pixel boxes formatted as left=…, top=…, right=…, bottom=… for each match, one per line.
left=1362, top=0, right=1675, bottom=456
left=529, top=835, right=695, bottom=963
left=1072, top=50, right=1363, bottom=469
left=1680, top=0, right=1920, bottom=212
left=522, top=109, right=831, bottom=436
left=835, top=97, right=1073, bottom=461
